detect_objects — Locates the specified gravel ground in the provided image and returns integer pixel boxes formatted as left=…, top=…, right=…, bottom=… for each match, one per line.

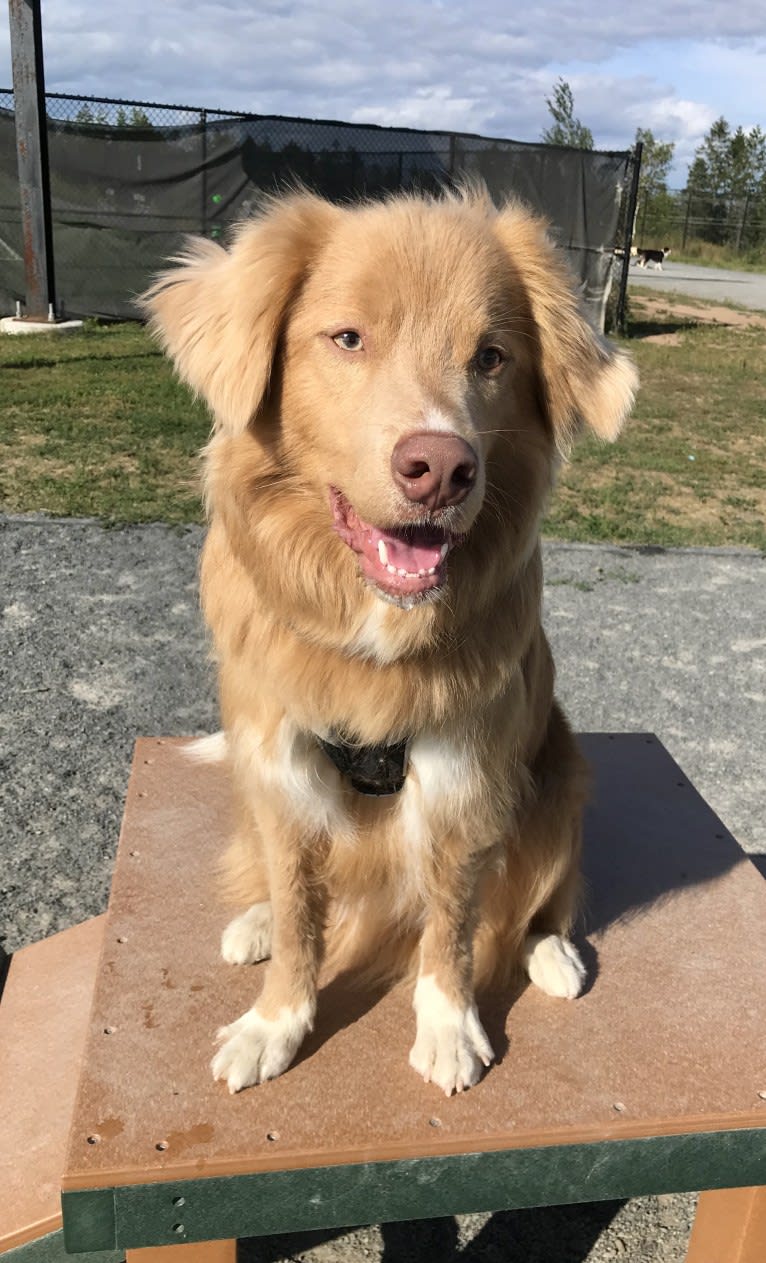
left=2, top=515, right=764, bottom=1262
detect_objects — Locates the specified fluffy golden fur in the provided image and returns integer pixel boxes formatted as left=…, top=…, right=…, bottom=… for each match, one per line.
left=142, top=187, right=637, bottom=1095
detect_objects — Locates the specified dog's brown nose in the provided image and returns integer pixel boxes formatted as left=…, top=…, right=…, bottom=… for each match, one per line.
left=391, top=432, right=477, bottom=511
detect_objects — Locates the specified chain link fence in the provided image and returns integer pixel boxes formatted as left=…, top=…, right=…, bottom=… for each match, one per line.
left=636, top=187, right=766, bottom=257
left=1, top=90, right=636, bottom=328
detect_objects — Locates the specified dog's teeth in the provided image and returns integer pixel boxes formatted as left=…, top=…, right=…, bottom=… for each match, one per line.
left=386, top=564, right=397, bottom=574
left=397, top=568, right=407, bottom=577
left=439, top=542, right=449, bottom=561
left=377, top=539, right=389, bottom=567
left=427, top=566, right=436, bottom=574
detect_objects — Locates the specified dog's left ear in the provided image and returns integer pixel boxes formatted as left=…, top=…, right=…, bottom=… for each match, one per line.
left=492, top=202, right=638, bottom=448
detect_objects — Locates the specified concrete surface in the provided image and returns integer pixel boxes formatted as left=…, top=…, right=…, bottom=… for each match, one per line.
left=627, top=260, right=766, bottom=310
left=2, top=514, right=764, bottom=1262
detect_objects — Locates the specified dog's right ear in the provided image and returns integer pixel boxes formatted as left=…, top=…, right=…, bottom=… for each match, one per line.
left=139, top=193, right=340, bottom=434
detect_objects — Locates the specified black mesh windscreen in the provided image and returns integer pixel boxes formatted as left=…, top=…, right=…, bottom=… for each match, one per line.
left=0, top=94, right=634, bottom=329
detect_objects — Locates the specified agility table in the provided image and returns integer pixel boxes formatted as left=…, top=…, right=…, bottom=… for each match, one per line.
left=3, top=735, right=764, bottom=1262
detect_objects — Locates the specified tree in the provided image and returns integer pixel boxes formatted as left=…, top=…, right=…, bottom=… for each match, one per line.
left=634, top=127, right=674, bottom=200
left=541, top=79, right=593, bottom=149
left=686, top=152, right=710, bottom=194
left=688, top=117, right=733, bottom=198
left=685, top=117, right=766, bottom=246
left=744, top=125, right=766, bottom=195
left=692, top=119, right=766, bottom=197
left=633, top=127, right=676, bottom=242
left=116, top=106, right=153, bottom=128
left=75, top=103, right=108, bottom=125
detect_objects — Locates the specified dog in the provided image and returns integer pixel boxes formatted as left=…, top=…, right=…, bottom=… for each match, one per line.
left=142, top=187, right=637, bottom=1096
left=633, top=246, right=671, bottom=269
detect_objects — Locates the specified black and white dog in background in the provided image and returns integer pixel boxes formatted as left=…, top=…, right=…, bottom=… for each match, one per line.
left=634, top=247, right=671, bottom=270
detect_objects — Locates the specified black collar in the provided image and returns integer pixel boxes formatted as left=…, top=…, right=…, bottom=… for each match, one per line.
left=317, top=733, right=410, bottom=796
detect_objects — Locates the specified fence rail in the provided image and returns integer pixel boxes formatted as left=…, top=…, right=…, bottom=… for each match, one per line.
left=636, top=187, right=765, bottom=254
left=1, top=89, right=636, bottom=329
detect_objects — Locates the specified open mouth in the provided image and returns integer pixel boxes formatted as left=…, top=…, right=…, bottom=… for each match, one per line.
left=330, top=488, right=456, bottom=602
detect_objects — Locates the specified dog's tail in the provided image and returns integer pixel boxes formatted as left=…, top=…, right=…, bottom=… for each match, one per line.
left=183, top=731, right=228, bottom=764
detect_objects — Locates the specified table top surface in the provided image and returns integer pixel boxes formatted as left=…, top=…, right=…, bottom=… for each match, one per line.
left=62, top=734, right=766, bottom=1193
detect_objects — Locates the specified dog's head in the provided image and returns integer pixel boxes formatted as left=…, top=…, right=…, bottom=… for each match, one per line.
left=142, top=189, right=636, bottom=612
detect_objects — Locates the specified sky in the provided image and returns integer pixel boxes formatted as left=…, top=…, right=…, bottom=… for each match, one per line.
left=1, top=1, right=765, bottom=184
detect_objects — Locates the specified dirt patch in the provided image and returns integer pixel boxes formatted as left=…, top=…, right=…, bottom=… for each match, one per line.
left=633, top=295, right=766, bottom=330
left=641, top=331, right=683, bottom=345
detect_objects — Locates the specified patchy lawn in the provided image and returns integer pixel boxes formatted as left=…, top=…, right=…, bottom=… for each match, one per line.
left=545, top=290, right=766, bottom=551
left=0, top=322, right=209, bottom=524
left=2, top=295, right=764, bottom=550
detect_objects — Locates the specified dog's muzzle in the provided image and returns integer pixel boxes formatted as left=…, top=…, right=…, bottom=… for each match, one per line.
left=317, top=733, right=410, bottom=796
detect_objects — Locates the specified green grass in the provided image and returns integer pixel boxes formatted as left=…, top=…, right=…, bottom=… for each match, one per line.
left=2, top=305, right=765, bottom=550
left=546, top=293, right=766, bottom=550
left=0, top=321, right=210, bottom=523
left=670, top=240, right=766, bottom=273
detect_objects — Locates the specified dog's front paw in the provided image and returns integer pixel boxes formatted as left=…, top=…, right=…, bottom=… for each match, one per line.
left=523, top=933, right=585, bottom=999
left=409, top=976, right=494, bottom=1096
left=211, top=1002, right=311, bottom=1093
left=221, top=902, right=273, bottom=965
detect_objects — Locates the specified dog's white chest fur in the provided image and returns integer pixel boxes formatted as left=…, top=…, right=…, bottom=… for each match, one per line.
left=233, top=718, right=475, bottom=899
left=231, top=717, right=348, bottom=837
left=403, top=732, right=477, bottom=828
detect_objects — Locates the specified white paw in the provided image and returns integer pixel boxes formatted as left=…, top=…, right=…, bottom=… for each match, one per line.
left=211, top=1002, right=312, bottom=1093
left=409, top=975, right=494, bottom=1096
left=523, top=933, right=586, bottom=999
left=221, top=902, right=273, bottom=965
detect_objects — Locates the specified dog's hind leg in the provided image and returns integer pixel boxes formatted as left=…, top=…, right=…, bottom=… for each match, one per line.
left=520, top=828, right=586, bottom=997
left=523, top=930, right=585, bottom=999
left=221, top=901, right=273, bottom=964
left=519, top=705, right=589, bottom=1000
left=219, top=798, right=273, bottom=965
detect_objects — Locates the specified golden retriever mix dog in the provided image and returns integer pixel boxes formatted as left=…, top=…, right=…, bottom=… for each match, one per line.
left=142, top=187, right=637, bottom=1096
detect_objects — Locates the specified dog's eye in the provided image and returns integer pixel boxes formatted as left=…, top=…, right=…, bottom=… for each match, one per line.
left=476, top=346, right=506, bottom=374
left=332, top=330, right=364, bottom=352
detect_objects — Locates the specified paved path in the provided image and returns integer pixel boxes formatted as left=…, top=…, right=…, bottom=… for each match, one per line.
left=628, top=260, right=766, bottom=310
left=2, top=516, right=764, bottom=1263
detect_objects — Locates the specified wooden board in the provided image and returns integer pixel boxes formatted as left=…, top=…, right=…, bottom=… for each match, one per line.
left=61, top=736, right=766, bottom=1250
left=0, top=917, right=105, bottom=1253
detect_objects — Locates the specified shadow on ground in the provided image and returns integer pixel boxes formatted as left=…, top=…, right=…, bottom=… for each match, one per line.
left=239, top=1200, right=624, bottom=1262
left=628, top=318, right=699, bottom=338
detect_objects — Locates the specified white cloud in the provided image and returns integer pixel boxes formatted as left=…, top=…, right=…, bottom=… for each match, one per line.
left=351, top=87, right=495, bottom=135
left=0, top=0, right=763, bottom=184
left=629, top=96, right=718, bottom=177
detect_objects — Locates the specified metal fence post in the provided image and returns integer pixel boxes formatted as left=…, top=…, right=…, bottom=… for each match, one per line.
left=200, top=108, right=208, bottom=236
left=8, top=0, right=56, bottom=318
left=681, top=193, right=692, bottom=250
left=616, top=141, right=642, bottom=337
left=735, top=192, right=750, bottom=252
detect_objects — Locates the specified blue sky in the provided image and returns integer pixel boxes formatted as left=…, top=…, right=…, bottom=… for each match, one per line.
left=1, top=1, right=764, bottom=184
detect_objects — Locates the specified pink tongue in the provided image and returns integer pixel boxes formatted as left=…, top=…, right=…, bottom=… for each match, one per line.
left=367, top=526, right=444, bottom=573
